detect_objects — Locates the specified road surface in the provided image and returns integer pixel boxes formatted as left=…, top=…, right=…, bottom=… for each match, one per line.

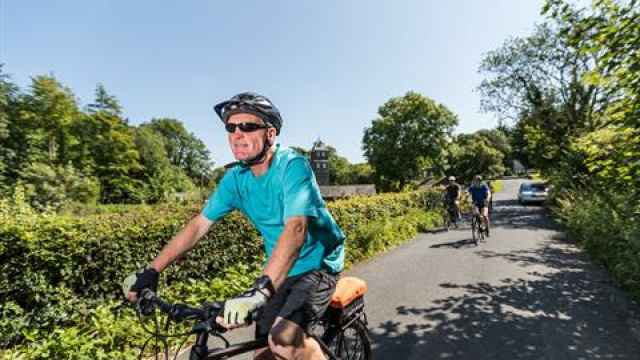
left=180, top=178, right=640, bottom=359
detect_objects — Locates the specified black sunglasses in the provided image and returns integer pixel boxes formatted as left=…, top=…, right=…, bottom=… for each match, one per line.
left=225, top=122, right=270, bottom=133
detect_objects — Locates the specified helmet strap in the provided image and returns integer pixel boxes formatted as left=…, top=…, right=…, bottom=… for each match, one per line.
left=224, top=134, right=272, bottom=169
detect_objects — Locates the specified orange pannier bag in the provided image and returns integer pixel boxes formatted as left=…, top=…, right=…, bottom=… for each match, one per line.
left=330, top=277, right=367, bottom=308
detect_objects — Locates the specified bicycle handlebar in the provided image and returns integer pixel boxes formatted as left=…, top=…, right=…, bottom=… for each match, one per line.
left=137, top=289, right=227, bottom=332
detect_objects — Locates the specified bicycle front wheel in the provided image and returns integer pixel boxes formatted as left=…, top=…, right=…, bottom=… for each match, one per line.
left=333, top=318, right=371, bottom=360
left=471, top=216, right=478, bottom=243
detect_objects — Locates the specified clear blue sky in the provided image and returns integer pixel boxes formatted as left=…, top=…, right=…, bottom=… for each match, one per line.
left=1, top=0, right=546, bottom=167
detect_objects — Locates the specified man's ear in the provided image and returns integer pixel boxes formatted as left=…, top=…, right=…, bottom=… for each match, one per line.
left=267, top=128, right=277, bottom=143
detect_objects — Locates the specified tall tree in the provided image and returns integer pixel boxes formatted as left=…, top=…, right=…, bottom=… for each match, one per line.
left=362, top=92, right=458, bottom=191
left=0, top=67, right=18, bottom=195
left=147, top=118, right=214, bottom=183
left=86, top=84, right=123, bottom=117
left=77, top=85, right=143, bottom=203
left=544, top=0, right=640, bottom=189
left=133, top=125, right=195, bottom=203
left=448, top=132, right=506, bottom=183
left=14, top=76, right=80, bottom=167
left=134, top=125, right=172, bottom=175
left=478, top=23, right=611, bottom=172
left=326, top=146, right=351, bottom=185
left=476, top=129, right=512, bottom=171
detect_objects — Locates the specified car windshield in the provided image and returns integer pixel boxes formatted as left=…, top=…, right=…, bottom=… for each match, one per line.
left=522, top=183, right=547, bottom=191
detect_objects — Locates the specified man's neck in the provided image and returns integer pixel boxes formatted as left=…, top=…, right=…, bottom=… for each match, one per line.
left=250, top=147, right=275, bottom=177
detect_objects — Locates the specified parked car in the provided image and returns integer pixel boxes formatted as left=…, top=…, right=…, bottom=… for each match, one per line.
left=518, top=182, right=548, bottom=205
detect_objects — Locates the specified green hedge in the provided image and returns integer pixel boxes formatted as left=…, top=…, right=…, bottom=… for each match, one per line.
left=552, top=187, right=640, bottom=299
left=0, top=188, right=441, bottom=358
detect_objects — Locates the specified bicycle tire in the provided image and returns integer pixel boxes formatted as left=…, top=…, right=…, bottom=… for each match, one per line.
left=330, top=318, right=371, bottom=360
left=471, top=215, right=478, bottom=244
left=484, top=220, right=490, bottom=238
left=443, top=209, right=450, bottom=231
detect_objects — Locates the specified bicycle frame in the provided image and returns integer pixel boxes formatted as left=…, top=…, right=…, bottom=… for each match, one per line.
left=134, top=289, right=360, bottom=360
left=189, top=331, right=339, bottom=360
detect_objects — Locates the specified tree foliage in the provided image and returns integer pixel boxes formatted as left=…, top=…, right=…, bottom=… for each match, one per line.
left=362, top=92, right=458, bottom=191
left=327, top=146, right=373, bottom=185
left=0, top=67, right=18, bottom=195
left=448, top=131, right=506, bottom=183
left=0, top=73, right=215, bottom=207
left=544, top=0, right=640, bottom=190
left=146, top=118, right=213, bottom=184
left=478, top=23, right=610, bottom=172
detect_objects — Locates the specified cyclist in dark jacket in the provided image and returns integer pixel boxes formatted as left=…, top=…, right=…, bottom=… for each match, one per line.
left=467, top=175, right=492, bottom=235
left=443, top=176, right=462, bottom=221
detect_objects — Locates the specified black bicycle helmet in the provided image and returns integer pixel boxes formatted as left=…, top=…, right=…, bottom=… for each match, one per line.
left=214, top=92, right=283, bottom=135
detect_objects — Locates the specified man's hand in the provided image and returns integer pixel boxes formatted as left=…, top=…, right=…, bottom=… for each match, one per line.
left=216, top=275, right=274, bottom=329
left=121, top=268, right=159, bottom=302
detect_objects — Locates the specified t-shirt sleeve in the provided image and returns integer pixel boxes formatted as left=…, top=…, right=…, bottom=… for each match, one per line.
left=201, top=172, right=238, bottom=221
left=283, top=158, right=319, bottom=221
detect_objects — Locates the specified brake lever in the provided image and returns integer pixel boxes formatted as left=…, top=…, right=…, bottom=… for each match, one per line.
left=135, top=296, right=155, bottom=317
left=207, top=301, right=228, bottom=334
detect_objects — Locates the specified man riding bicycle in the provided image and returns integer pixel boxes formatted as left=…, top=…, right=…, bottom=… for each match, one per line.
left=122, top=92, right=345, bottom=360
left=442, top=176, right=461, bottom=223
left=467, top=175, right=491, bottom=236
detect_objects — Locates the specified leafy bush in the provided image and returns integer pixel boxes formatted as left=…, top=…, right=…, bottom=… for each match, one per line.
left=552, top=185, right=640, bottom=299
left=489, top=180, right=504, bottom=194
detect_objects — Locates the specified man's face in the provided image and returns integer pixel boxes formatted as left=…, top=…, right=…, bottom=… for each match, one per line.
left=227, top=113, right=276, bottom=161
left=473, top=178, right=480, bottom=186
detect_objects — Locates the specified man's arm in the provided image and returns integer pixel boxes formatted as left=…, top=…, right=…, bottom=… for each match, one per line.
left=262, top=216, right=308, bottom=289
left=149, top=214, right=214, bottom=272
left=125, top=214, right=213, bottom=302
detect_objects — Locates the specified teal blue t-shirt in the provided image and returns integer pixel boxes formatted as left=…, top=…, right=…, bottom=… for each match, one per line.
left=201, top=144, right=345, bottom=277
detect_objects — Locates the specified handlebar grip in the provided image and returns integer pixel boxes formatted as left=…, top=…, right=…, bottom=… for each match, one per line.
left=173, top=304, right=204, bottom=320
left=139, top=288, right=172, bottom=314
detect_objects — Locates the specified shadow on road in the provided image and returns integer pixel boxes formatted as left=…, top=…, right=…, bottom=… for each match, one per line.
left=424, top=228, right=450, bottom=234
left=487, top=199, right=559, bottom=231
left=370, top=237, right=640, bottom=359
left=429, top=238, right=476, bottom=249
left=475, top=236, right=587, bottom=272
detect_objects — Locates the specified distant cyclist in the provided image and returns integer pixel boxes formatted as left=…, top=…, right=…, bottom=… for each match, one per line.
left=467, top=175, right=491, bottom=236
left=443, top=176, right=461, bottom=223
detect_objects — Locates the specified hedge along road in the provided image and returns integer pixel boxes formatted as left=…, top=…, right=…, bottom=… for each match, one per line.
left=180, top=179, right=640, bottom=359
left=349, top=178, right=640, bottom=359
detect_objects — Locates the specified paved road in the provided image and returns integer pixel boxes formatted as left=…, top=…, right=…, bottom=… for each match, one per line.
left=180, top=178, right=640, bottom=359
left=349, top=178, right=640, bottom=359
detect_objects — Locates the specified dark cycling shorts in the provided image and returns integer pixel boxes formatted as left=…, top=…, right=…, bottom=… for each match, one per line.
left=255, top=269, right=339, bottom=339
left=474, top=202, right=487, bottom=210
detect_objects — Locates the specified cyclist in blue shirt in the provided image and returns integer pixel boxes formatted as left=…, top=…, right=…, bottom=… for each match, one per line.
left=123, top=92, right=345, bottom=360
left=467, top=174, right=492, bottom=236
